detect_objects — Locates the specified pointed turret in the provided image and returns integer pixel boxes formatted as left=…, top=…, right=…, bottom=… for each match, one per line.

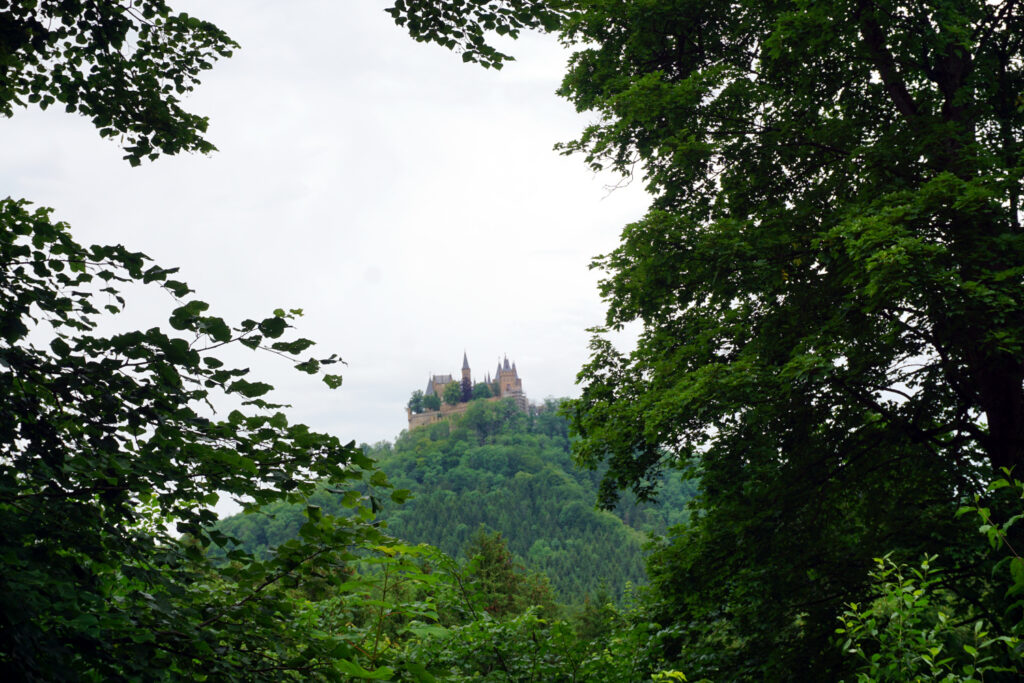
left=462, top=352, right=470, bottom=370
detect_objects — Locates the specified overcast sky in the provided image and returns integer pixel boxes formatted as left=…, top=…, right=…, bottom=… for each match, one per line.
left=1, top=0, right=649, bottom=446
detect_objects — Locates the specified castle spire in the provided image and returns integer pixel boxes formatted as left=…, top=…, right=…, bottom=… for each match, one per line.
left=462, top=351, right=470, bottom=370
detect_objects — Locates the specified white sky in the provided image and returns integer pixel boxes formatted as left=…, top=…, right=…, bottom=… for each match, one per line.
left=1, top=0, right=649, bottom=446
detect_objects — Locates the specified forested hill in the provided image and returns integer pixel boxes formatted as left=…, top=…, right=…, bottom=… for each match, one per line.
left=216, top=398, right=695, bottom=603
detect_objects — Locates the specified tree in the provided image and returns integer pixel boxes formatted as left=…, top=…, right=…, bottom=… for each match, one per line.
left=383, top=0, right=563, bottom=70
left=0, top=4, right=394, bottom=679
left=388, top=0, right=1024, bottom=676
left=408, top=389, right=425, bottom=414
left=0, top=1, right=236, bottom=165
left=443, top=380, right=461, bottom=406
left=0, top=200, right=395, bottom=680
left=461, top=375, right=472, bottom=402
left=464, top=528, right=556, bottom=618
left=557, top=2, right=1024, bottom=674
left=423, top=392, right=442, bottom=411
left=472, top=382, right=493, bottom=400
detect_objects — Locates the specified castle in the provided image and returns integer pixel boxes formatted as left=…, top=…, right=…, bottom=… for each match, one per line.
left=407, top=352, right=527, bottom=429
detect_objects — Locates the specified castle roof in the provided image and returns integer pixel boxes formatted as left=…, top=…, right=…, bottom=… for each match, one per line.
left=462, top=352, right=470, bottom=370
left=425, top=373, right=454, bottom=397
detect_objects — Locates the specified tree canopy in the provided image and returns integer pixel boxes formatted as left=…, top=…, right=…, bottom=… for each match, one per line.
left=443, top=380, right=462, bottom=406
left=423, top=391, right=442, bottom=411
left=388, top=0, right=1024, bottom=677
left=0, top=0, right=236, bottom=164
left=5, top=0, right=1024, bottom=677
left=472, top=381, right=493, bottom=399
left=217, top=398, right=696, bottom=603
left=0, top=3, right=396, bottom=679
left=408, top=389, right=425, bottom=414
left=0, top=200, right=395, bottom=678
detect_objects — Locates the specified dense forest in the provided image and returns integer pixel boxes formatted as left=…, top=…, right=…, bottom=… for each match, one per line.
left=4, top=1, right=1024, bottom=681
left=217, top=398, right=695, bottom=602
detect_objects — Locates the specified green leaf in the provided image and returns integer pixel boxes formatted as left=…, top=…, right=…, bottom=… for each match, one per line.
left=334, top=660, right=394, bottom=679
left=404, top=660, right=438, bottom=682
left=306, top=505, right=322, bottom=522
left=227, top=379, right=274, bottom=398
left=258, top=316, right=287, bottom=338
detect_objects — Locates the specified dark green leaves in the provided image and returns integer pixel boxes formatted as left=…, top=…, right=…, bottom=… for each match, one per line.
left=0, top=199, right=387, bottom=680
left=384, top=0, right=569, bottom=69
left=551, top=0, right=1024, bottom=676
left=385, top=0, right=1024, bottom=676
left=227, top=379, right=274, bottom=398
left=0, top=2, right=236, bottom=164
left=169, top=299, right=210, bottom=329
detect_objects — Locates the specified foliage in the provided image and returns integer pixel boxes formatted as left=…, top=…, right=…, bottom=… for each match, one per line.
left=461, top=376, right=472, bottom=403
left=290, top=542, right=460, bottom=681
left=473, top=381, right=493, bottom=400
left=834, top=474, right=1024, bottom=680
left=957, top=471, right=1024, bottom=609
left=217, top=398, right=696, bottom=603
left=463, top=528, right=556, bottom=618
left=383, top=0, right=566, bottom=70
left=423, top=392, right=441, bottom=411
left=0, top=0, right=236, bottom=165
left=250, top=526, right=673, bottom=682
left=0, top=199, right=395, bottom=679
left=443, top=380, right=461, bottom=406
left=573, top=583, right=621, bottom=642
left=408, top=389, right=425, bottom=414
left=836, top=555, right=1019, bottom=682
left=399, top=588, right=697, bottom=682
left=0, top=2, right=402, bottom=679
left=404, top=607, right=591, bottom=681
left=389, top=0, right=1024, bottom=676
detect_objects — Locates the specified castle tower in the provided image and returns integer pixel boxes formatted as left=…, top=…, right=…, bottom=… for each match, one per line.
left=496, top=355, right=524, bottom=408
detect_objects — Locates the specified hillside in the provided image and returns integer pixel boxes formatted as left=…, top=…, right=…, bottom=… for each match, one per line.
left=216, top=398, right=695, bottom=603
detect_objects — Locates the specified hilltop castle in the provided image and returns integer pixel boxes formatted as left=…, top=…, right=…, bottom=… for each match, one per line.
left=408, top=353, right=527, bottom=430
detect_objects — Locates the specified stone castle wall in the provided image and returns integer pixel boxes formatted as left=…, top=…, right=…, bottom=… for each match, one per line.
left=407, top=395, right=504, bottom=430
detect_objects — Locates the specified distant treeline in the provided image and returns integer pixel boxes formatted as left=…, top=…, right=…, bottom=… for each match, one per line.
left=215, top=398, right=696, bottom=603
